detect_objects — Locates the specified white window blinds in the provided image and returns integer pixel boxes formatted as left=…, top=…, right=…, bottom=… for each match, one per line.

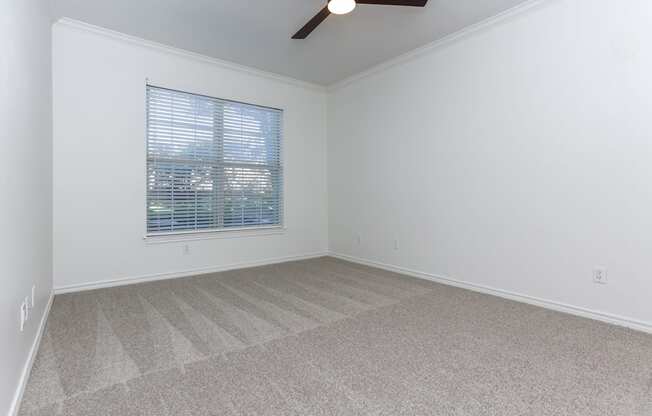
left=146, top=85, right=283, bottom=234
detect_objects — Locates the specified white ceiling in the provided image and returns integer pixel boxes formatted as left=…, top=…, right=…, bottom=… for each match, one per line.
left=53, top=0, right=531, bottom=86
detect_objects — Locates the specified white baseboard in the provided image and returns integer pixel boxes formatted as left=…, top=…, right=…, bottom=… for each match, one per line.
left=329, top=252, right=652, bottom=335
left=9, top=292, right=54, bottom=416
left=54, top=251, right=329, bottom=294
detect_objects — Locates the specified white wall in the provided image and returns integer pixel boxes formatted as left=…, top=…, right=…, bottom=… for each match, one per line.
left=50, top=0, right=652, bottom=330
left=0, top=0, right=53, bottom=414
left=328, top=0, right=652, bottom=328
left=53, top=21, right=328, bottom=290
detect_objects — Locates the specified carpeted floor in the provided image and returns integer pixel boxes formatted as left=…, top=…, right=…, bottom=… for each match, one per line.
left=19, top=257, right=652, bottom=415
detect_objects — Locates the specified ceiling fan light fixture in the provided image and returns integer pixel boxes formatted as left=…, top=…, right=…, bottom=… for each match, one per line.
left=327, top=0, right=356, bottom=15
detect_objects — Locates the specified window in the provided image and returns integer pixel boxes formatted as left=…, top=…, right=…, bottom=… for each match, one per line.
left=146, top=85, right=283, bottom=235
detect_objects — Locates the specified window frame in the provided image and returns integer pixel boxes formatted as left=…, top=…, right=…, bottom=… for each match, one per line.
left=144, top=84, right=285, bottom=239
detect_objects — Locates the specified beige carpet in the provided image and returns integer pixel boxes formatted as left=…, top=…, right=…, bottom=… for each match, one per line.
left=19, top=257, right=652, bottom=415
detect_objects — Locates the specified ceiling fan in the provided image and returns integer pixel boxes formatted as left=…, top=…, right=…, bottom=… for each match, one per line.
left=292, top=0, right=428, bottom=39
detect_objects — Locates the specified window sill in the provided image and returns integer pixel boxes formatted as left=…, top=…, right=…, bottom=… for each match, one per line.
left=144, top=226, right=286, bottom=244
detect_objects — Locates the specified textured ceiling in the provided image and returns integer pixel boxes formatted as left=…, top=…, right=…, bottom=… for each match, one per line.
left=53, top=0, right=532, bottom=85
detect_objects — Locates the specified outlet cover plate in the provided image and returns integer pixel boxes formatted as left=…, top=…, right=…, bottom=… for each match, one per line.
left=593, top=267, right=607, bottom=284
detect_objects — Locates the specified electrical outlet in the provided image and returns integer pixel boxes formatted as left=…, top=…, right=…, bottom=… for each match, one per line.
left=393, top=238, right=399, bottom=250
left=355, top=234, right=361, bottom=245
left=593, top=267, right=607, bottom=284
left=20, top=301, right=27, bottom=332
left=183, top=244, right=190, bottom=255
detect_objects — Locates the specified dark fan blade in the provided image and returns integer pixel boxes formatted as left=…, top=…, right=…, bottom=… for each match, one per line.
left=292, top=6, right=330, bottom=39
left=356, top=0, right=428, bottom=6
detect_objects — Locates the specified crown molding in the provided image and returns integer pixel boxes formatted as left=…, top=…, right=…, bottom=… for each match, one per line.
left=54, top=18, right=327, bottom=93
left=328, top=0, right=550, bottom=91
left=56, top=1, right=550, bottom=95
